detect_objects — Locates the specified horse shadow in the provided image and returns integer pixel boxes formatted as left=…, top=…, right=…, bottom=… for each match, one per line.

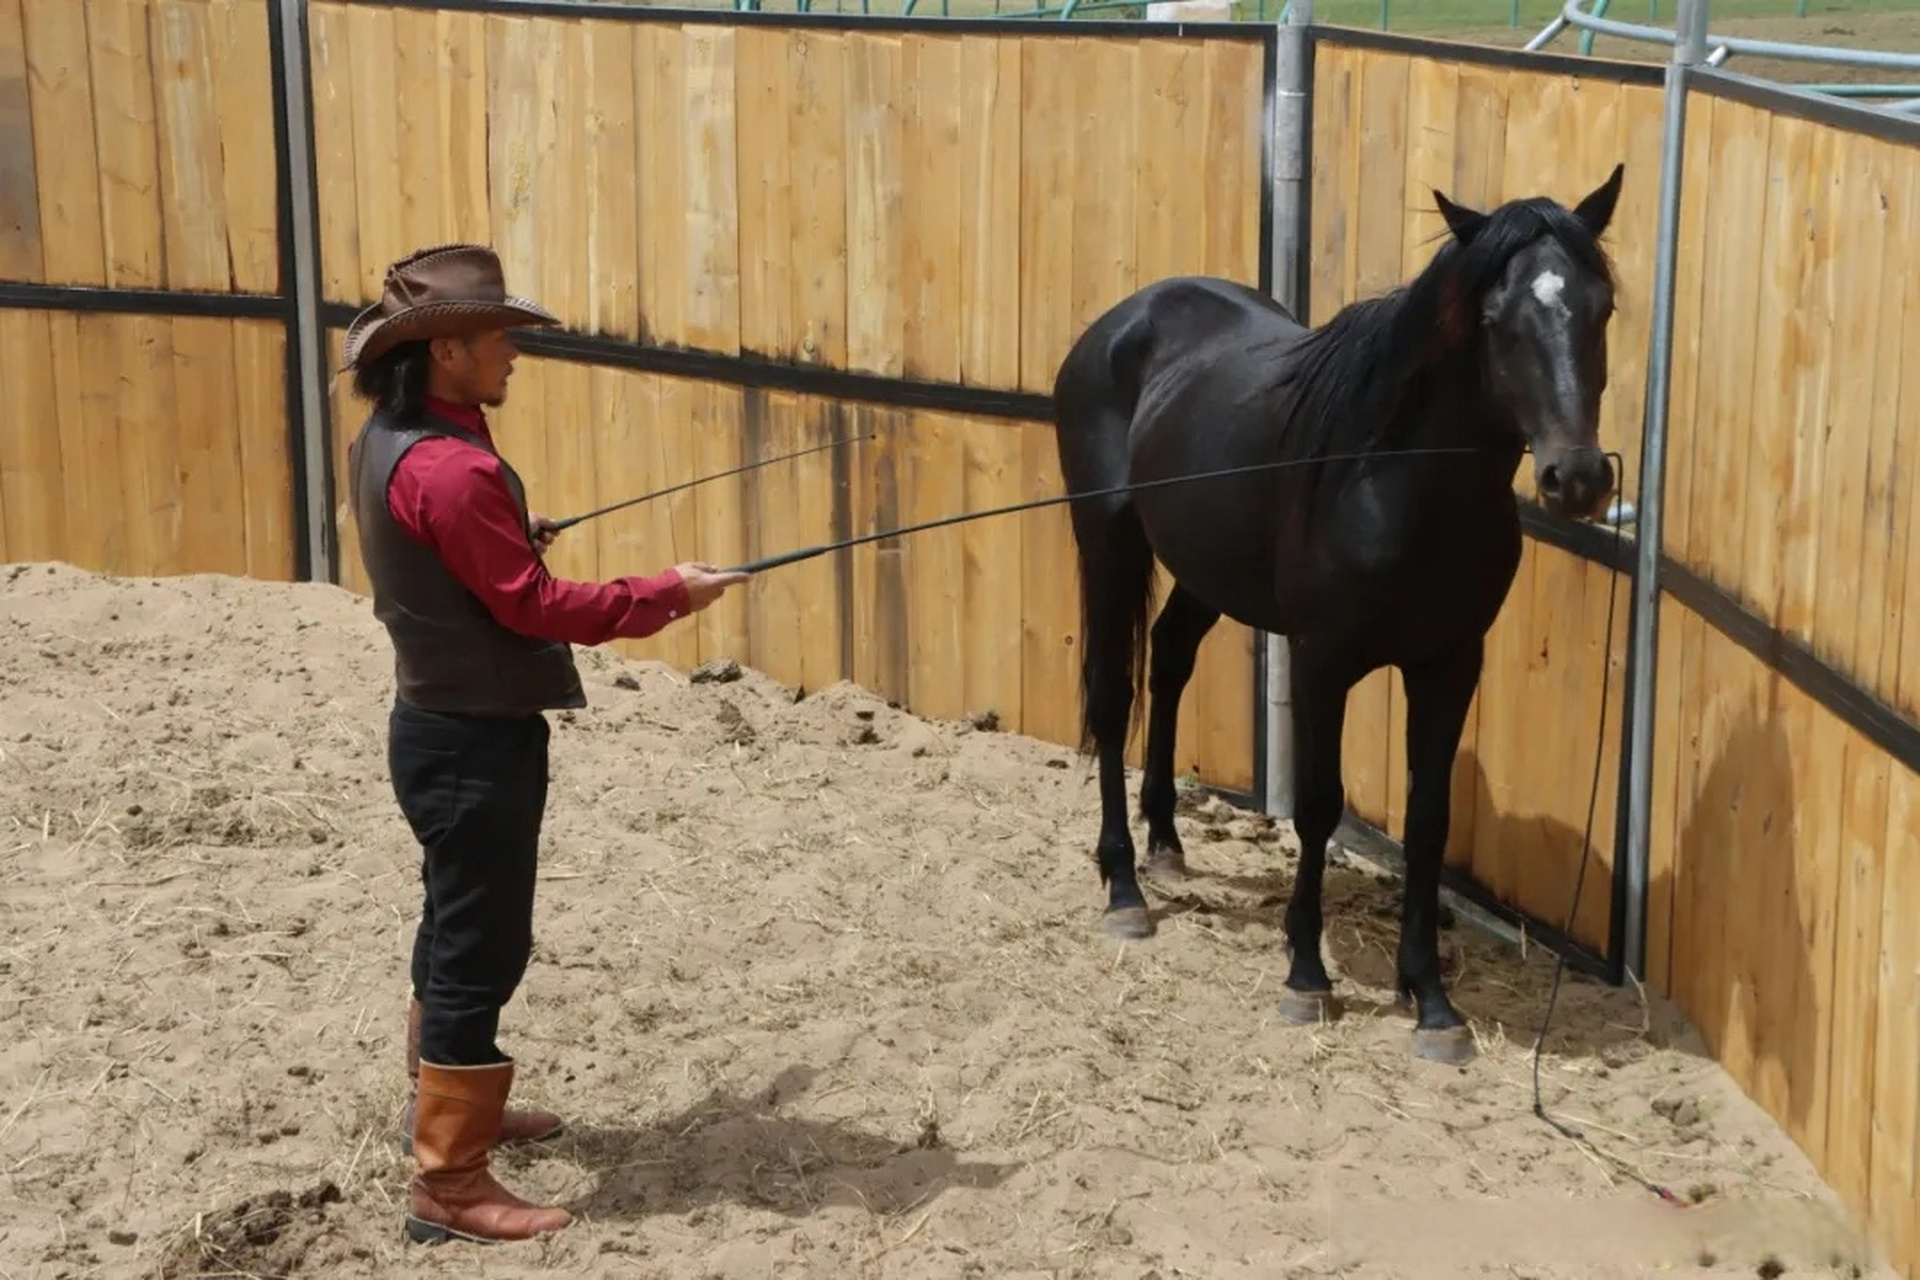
left=1656, top=699, right=1819, bottom=1144
left=498, top=1064, right=1021, bottom=1224
left=1144, top=718, right=1809, bottom=1081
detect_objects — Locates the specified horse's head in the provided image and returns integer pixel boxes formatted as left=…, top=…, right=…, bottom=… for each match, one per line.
left=1433, top=164, right=1624, bottom=522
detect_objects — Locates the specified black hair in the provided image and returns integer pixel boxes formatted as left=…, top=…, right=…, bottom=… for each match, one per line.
left=350, top=338, right=435, bottom=419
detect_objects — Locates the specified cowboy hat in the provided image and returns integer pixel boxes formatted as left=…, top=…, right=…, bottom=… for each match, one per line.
left=340, top=243, right=561, bottom=370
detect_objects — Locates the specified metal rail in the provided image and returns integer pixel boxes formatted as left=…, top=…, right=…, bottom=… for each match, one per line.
left=1528, top=0, right=1920, bottom=113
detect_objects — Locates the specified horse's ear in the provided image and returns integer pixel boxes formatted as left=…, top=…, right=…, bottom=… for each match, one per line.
left=1574, top=163, right=1625, bottom=236
left=1434, top=189, right=1487, bottom=245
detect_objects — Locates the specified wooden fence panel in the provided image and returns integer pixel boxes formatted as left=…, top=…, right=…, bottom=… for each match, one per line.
left=1306, top=37, right=1662, bottom=955
left=1649, top=80, right=1920, bottom=1279
left=2, top=0, right=277, bottom=293
left=0, top=310, right=295, bottom=580
left=311, top=7, right=1267, bottom=793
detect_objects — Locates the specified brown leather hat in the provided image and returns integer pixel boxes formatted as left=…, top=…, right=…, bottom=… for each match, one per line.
left=341, top=243, right=561, bottom=370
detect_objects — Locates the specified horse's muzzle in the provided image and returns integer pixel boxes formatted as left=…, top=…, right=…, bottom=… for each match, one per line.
left=1534, top=445, right=1615, bottom=521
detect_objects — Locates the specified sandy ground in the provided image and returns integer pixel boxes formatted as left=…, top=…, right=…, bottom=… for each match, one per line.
left=0, top=561, right=1892, bottom=1279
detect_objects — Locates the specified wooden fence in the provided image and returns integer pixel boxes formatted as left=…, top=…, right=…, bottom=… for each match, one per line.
left=0, top=0, right=298, bottom=583
left=1642, top=74, right=1920, bottom=1275
left=5, top=3, right=1920, bottom=1272
left=309, top=2, right=1270, bottom=792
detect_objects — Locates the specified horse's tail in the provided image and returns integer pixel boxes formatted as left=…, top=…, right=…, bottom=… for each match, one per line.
left=1053, top=304, right=1161, bottom=759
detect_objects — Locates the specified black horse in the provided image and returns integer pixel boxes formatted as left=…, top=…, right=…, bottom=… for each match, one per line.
left=1051, top=165, right=1625, bottom=1064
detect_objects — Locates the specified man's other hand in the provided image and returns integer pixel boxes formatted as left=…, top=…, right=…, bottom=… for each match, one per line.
left=675, top=562, right=751, bottom=611
left=528, top=514, right=560, bottom=555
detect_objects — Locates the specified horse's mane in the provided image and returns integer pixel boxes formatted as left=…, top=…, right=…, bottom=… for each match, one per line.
left=1274, top=195, right=1616, bottom=461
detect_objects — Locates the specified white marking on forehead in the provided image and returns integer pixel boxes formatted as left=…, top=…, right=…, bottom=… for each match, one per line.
left=1530, top=270, right=1569, bottom=314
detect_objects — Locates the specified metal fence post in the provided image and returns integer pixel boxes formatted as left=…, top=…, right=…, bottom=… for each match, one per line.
left=1621, top=0, right=1707, bottom=982
left=1263, top=0, right=1312, bottom=822
left=274, top=0, right=335, bottom=587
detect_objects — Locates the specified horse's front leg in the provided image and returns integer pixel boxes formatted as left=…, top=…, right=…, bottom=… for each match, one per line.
left=1396, top=634, right=1484, bottom=1064
left=1276, top=635, right=1362, bottom=1025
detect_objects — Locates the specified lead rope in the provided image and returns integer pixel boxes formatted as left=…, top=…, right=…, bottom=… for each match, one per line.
left=1525, top=449, right=1686, bottom=1209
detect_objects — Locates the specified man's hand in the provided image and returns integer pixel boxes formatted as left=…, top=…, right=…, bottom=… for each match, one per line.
left=675, top=562, right=751, bottom=611
left=528, top=514, right=560, bottom=555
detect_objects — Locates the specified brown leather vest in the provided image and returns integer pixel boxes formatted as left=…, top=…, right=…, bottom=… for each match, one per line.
left=348, top=407, right=585, bottom=716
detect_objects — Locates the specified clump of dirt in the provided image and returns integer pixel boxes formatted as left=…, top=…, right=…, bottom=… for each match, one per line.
left=159, top=1179, right=345, bottom=1279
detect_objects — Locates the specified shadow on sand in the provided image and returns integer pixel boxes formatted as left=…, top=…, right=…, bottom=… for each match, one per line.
left=498, top=1065, right=1022, bottom=1224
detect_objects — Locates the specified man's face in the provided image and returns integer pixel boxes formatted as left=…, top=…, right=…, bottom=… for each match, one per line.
left=433, top=328, right=518, bottom=407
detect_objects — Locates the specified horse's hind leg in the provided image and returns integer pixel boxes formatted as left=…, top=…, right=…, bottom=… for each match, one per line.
left=1138, top=584, right=1220, bottom=878
left=1276, top=635, right=1363, bottom=1026
left=1395, top=634, right=1483, bottom=1064
left=1070, top=498, right=1159, bottom=941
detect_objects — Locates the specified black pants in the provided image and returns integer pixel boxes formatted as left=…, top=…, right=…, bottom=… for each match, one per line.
left=387, top=699, right=550, bottom=1066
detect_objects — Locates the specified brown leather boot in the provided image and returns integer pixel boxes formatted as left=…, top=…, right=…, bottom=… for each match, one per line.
left=404, top=1059, right=573, bottom=1245
left=400, top=1000, right=562, bottom=1153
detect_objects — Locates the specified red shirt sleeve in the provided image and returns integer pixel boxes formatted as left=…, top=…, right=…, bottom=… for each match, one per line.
left=386, top=436, right=693, bottom=647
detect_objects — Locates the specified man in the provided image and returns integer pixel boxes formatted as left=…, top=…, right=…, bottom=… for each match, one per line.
left=342, top=243, right=749, bottom=1246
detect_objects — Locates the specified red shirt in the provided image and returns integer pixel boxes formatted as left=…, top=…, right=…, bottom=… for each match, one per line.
left=385, top=397, right=691, bottom=646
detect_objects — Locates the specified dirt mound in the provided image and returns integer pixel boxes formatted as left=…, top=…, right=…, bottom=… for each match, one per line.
left=0, top=561, right=1886, bottom=1278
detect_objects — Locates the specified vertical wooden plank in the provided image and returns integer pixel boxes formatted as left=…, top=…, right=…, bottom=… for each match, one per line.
left=540, top=18, right=586, bottom=334
left=392, top=8, right=450, bottom=254
left=539, top=366, right=598, bottom=589
left=1013, top=37, right=1079, bottom=749
left=84, top=0, right=163, bottom=289
left=230, top=319, right=294, bottom=581
left=792, top=397, right=847, bottom=695
left=635, top=24, right=683, bottom=349
left=1399, top=56, right=1458, bottom=279
left=903, top=411, right=967, bottom=722
left=437, top=10, right=491, bottom=248
left=740, top=388, right=803, bottom=689
left=151, top=0, right=233, bottom=291
left=62, top=315, right=124, bottom=571
left=901, top=33, right=963, bottom=385
left=207, top=0, right=277, bottom=294
left=1307, top=41, right=1359, bottom=329
left=0, top=0, right=42, bottom=280
left=138, top=314, right=185, bottom=576
left=735, top=28, right=794, bottom=362
left=487, top=15, right=545, bottom=320
left=692, top=383, right=749, bottom=664
left=641, top=373, right=704, bottom=672
left=21, top=0, right=104, bottom=284
left=961, top=420, right=1023, bottom=730
left=307, top=2, right=360, bottom=307
left=346, top=3, right=402, bottom=295
left=1869, top=148, right=1920, bottom=1280
left=1870, top=764, right=1920, bottom=1275
left=786, top=30, right=846, bottom=369
left=583, top=23, right=637, bottom=337
left=844, top=31, right=903, bottom=377
left=958, top=34, right=1021, bottom=389
left=683, top=24, right=740, bottom=355
left=0, top=310, right=61, bottom=562
left=1745, top=115, right=1820, bottom=634
left=170, top=316, right=247, bottom=575
left=107, top=315, right=164, bottom=578
left=1016, top=35, right=1075, bottom=395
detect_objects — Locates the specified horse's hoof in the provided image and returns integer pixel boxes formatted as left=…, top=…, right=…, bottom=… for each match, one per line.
left=1103, top=906, right=1154, bottom=940
left=1276, top=988, right=1341, bottom=1026
left=1143, top=848, right=1188, bottom=879
left=1411, top=1025, right=1476, bottom=1064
